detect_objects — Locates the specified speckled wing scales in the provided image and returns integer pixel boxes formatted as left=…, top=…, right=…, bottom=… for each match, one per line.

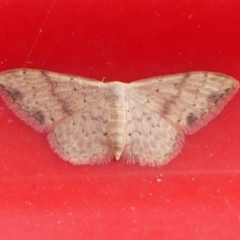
left=0, top=69, right=105, bottom=132
left=122, top=98, right=184, bottom=166
left=121, top=72, right=238, bottom=166
left=0, top=69, right=113, bottom=164
left=48, top=98, right=114, bottom=164
left=0, top=69, right=238, bottom=166
left=129, top=72, right=239, bottom=135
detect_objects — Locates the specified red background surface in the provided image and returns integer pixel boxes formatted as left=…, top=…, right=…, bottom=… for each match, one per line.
left=1, top=0, right=240, bottom=239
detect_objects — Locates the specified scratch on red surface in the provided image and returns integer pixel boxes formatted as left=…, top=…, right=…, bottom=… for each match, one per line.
left=24, top=0, right=56, bottom=66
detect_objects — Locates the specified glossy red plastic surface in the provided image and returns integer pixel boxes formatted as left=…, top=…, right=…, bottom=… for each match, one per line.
left=0, top=1, right=240, bottom=239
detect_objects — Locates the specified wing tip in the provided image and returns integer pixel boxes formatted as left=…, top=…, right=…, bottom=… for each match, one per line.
left=0, top=88, right=49, bottom=133
left=183, top=82, right=239, bottom=135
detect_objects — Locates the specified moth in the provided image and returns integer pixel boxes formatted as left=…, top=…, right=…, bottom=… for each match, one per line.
left=0, top=69, right=238, bottom=166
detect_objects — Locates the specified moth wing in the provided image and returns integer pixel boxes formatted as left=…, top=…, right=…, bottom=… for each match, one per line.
left=129, top=72, right=239, bottom=134
left=122, top=98, right=184, bottom=166
left=0, top=69, right=105, bottom=132
left=48, top=98, right=114, bottom=164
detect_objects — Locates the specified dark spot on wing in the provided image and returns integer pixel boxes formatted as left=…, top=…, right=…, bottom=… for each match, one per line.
left=41, top=70, right=47, bottom=76
left=9, top=89, right=24, bottom=101
left=208, top=93, right=223, bottom=104
left=62, top=103, right=73, bottom=115
left=33, top=111, right=45, bottom=124
left=225, top=88, right=231, bottom=93
left=162, top=100, right=174, bottom=115
left=184, top=72, right=191, bottom=79
left=186, top=113, right=198, bottom=125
